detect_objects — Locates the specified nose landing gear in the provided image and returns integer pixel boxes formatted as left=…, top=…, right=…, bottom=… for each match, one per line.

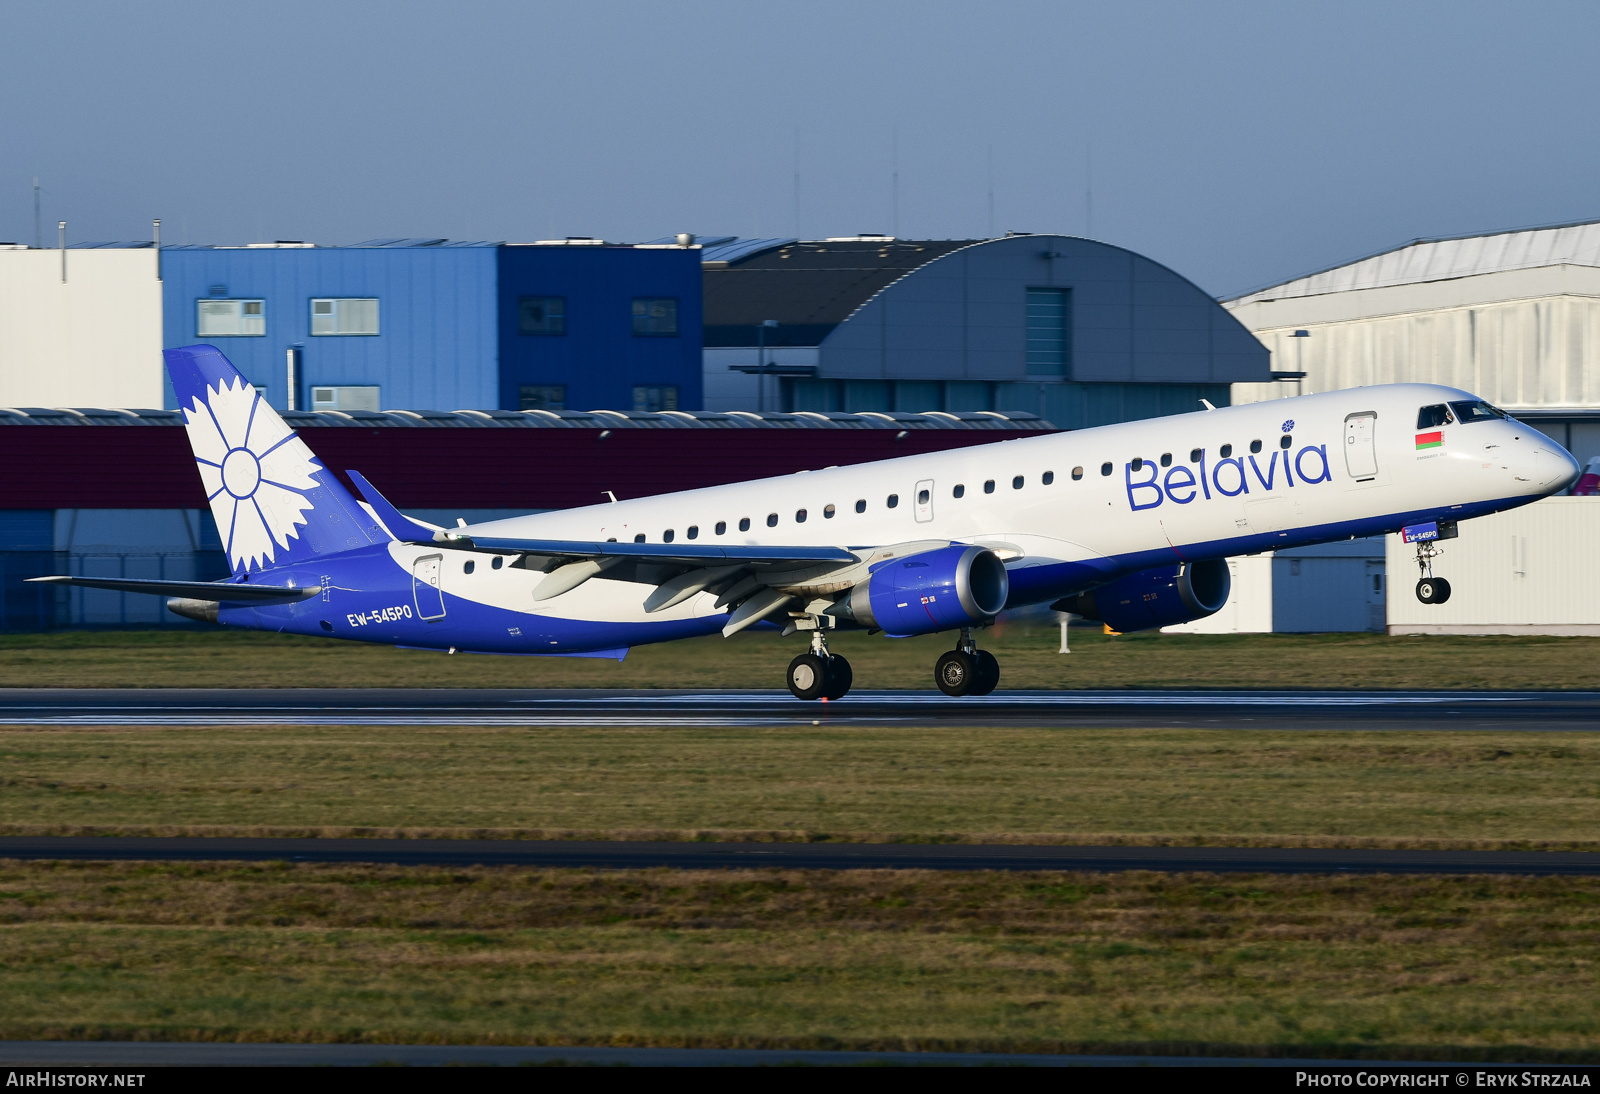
left=934, top=629, right=1000, bottom=697
left=787, top=629, right=853, bottom=701
left=1414, top=540, right=1452, bottom=605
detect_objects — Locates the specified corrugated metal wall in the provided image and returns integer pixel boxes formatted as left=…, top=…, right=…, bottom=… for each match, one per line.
left=1386, top=497, right=1600, bottom=634
left=161, top=247, right=500, bottom=411
left=1237, top=295, right=1600, bottom=410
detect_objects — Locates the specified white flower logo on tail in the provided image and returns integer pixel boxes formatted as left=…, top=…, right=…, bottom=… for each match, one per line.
left=183, top=376, right=319, bottom=571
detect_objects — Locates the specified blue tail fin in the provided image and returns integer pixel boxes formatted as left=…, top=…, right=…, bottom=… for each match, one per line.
left=165, top=344, right=391, bottom=573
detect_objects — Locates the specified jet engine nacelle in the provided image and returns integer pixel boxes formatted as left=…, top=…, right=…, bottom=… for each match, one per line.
left=1056, top=558, right=1231, bottom=633
left=841, top=545, right=1009, bottom=637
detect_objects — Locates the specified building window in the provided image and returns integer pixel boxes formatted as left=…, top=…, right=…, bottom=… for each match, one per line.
left=632, top=297, right=678, bottom=336
left=520, top=385, right=566, bottom=411
left=1025, top=288, right=1069, bottom=377
left=310, top=298, right=379, bottom=336
left=518, top=296, right=566, bottom=335
left=311, top=386, right=380, bottom=411
left=633, top=385, right=679, bottom=412
left=196, top=299, right=265, bottom=337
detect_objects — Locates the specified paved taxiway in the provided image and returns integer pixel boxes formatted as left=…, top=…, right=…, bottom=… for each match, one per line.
left=4, top=687, right=1600, bottom=729
left=1, top=835, right=1596, bottom=875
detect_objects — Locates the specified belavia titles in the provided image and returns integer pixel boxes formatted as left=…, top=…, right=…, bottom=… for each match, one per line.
left=32, top=345, right=1580, bottom=699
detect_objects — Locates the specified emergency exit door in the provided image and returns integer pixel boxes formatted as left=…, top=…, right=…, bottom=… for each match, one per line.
left=1344, top=412, right=1378, bottom=479
left=413, top=554, right=445, bottom=620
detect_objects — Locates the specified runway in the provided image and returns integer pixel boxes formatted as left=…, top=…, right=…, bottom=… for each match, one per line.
left=2, top=835, right=1596, bottom=875
left=3, top=687, right=1600, bottom=729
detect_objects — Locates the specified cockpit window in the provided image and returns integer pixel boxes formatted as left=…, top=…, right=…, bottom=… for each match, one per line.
left=1417, top=404, right=1453, bottom=429
left=1449, top=400, right=1508, bottom=424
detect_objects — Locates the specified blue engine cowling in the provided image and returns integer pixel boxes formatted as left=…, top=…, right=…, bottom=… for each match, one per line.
left=1055, top=558, right=1231, bottom=633
left=843, top=545, right=1009, bottom=637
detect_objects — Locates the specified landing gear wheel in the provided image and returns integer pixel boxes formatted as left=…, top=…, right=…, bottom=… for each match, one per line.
left=935, top=649, right=977, bottom=697
left=969, top=650, right=1000, bottom=696
left=822, top=655, right=853, bottom=700
left=1416, top=577, right=1452, bottom=605
left=788, top=653, right=829, bottom=700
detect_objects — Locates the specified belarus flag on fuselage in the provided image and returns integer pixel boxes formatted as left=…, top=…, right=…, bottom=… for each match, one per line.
left=1416, top=431, right=1443, bottom=449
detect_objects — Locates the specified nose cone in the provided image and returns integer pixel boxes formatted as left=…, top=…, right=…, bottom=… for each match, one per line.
left=1537, top=446, right=1582, bottom=493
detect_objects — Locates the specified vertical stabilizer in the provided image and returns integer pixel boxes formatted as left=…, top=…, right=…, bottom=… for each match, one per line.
left=165, top=344, right=391, bottom=572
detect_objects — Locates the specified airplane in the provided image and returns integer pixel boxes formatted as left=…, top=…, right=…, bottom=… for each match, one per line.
left=31, top=344, right=1581, bottom=700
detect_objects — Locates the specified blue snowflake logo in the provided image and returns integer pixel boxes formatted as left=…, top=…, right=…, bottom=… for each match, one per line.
left=1281, top=419, right=1295, bottom=433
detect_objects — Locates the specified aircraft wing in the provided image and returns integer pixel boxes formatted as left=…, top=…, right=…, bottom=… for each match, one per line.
left=461, top=537, right=857, bottom=565
left=26, top=575, right=320, bottom=602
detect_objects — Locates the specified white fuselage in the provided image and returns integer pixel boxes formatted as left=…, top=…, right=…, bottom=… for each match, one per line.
left=391, top=383, right=1575, bottom=630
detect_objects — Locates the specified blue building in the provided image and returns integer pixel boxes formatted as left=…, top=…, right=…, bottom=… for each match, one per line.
left=159, top=239, right=702, bottom=413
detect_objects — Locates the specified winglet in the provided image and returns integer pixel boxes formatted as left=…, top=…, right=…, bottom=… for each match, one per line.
left=346, top=471, right=441, bottom=543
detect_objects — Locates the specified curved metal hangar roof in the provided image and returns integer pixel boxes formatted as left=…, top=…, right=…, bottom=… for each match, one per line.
left=1230, top=218, right=1600, bottom=304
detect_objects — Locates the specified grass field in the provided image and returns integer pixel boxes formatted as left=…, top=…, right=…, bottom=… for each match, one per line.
left=1, top=861, right=1595, bottom=1059
left=3, top=723, right=1598, bottom=848
left=4, top=624, right=1600, bottom=690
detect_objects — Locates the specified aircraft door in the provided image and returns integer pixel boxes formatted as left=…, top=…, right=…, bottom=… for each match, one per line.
left=914, top=479, right=935, bottom=523
left=1344, top=412, right=1378, bottom=479
left=412, top=554, right=446, bottom=620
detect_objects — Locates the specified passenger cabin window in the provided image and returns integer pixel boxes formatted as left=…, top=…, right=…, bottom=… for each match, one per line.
left=1100, top=462, right=1112, bottom=476
left=917, top=489, right=930, bottom=504
left=634, top=534, right=646, bottom=542
left=824, top=504, right=836, bottom=518
left=1450, top=400, right=1508, bottom=424
left=1280, top=435, right=1292, bottom=449
left=984, top=480, right=995, bottom=494
left=1418, top=404, right=1453, bottom=429
left=1190, top=449, right=1202, bottom=462
left=1130, top=458, right=1143, bottom=471
left=738, top=518, right=750, bottom=532
left=1220, top=444, right=1233, bottom=457
left=491, top=557, right=503, bottom=570
left=1042, top=471, right=1055, bottom=484
left=687, top=526, right=699, bottom=540
left=716, top=521, right=727, bottom=535
left=463, top=560, right=475, bottom=574
left=1250, top=439, right=1262, bottom=454
left=663, top=529, right=675, bottom=543
left=795, top=509, right=807, bottom=523
left=1071, top=467, right=1083, bottom=480
left=855, top=500, right=866, bottom=513
left=766, top=513, right=778, bottom=527
left=887, top=494, right=899, bottom=508
left=1012, top=475, right=1024, bottom=489
left=953, top=484, right=965, bottom=498
left=1160, top=454, right=1171, bottom=467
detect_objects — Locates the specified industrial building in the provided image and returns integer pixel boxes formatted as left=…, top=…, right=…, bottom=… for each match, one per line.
left=700, top=233, right=1275, bottom=426
left=1164, top=539, right=1389, bottom=635
left=1226, top=219, right=1600, bottom=467
left=1384, top=498, right=1600, bottom=636
left=0, top=237, right=703, bottom=414
left=160, top=238, right=703, bottom=413
left=0, top=243, right=163, bottom=408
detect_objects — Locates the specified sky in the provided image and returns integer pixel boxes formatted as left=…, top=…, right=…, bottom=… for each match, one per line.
left=3, top=0, right=1598, bottom=298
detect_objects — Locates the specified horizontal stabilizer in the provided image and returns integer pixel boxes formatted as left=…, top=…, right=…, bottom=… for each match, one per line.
left=466, top=537, right=856, bottom=566
left=27, top=575, right=320, bottom=602
left=346, top=471, right=441, bottom=543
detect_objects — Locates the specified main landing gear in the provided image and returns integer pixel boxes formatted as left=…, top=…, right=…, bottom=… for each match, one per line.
left=787, top=630, right=853, bottom=701
left=934, top=629, right=1000, bottom=697
left=1413, top=540, right=1452, bottom=605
